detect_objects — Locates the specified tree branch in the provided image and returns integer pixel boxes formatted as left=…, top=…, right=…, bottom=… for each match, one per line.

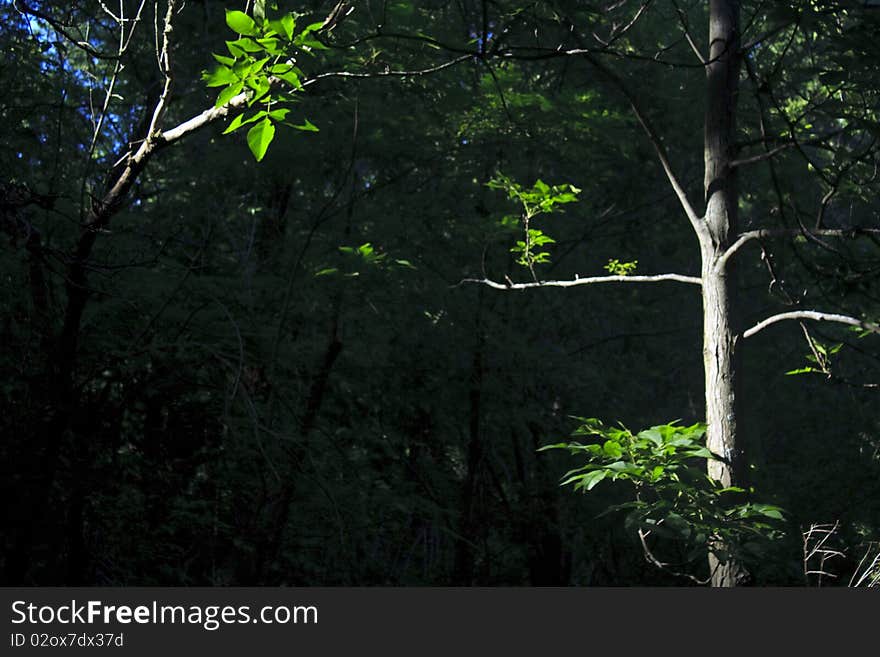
left=459, top=273, right=702, bottom=290
left=717, top=227, right=880, bottom=270
left=160, top=54, right=473, bottom=146
left=158, top=92, right=247, bottom=144
left=15, top=1, right=121, bottom=60
left=302, top=54, right=473, bottom=86
left=671, top=0, right=706, bottom=65
left=143, top=0, right=176, bottom=141
left=582, top=53, right=706, bottom=240
left=729, top=129, right=843, bottom=168
left=743, top=311, right=880, bottom=339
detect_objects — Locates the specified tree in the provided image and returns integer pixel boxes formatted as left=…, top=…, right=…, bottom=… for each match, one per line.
left=459, top=0, right=880, bottom=585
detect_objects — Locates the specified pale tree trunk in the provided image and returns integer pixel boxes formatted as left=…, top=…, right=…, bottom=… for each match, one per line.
left=702, top=0, right=745, bottom=587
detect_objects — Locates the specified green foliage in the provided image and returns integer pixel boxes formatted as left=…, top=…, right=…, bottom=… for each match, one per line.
left=486, top=173, right=581, bottom=217
left=542, top=419, right=786, bottom=578
left=604, top=258, right=638, bottom=276
left=785, top=338, right=843, bottom=377
left=246, top=118, right=276, bottom=162
left=315, top=243, right=416, bottom=278
left=204, top=7, right=320, bottom=161
left=486, top=173, right=580, bottom=270
left=511, top=229, right=555, bottom=266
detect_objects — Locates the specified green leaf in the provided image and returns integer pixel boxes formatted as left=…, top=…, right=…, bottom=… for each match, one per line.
left=275, top=69, right=303, bottom=90
left=226, top=10, right=258, bottom=36
left=245, top=77, right=271, bottom=106
left=572, top=469, right=607, bottom=491
left=602, top=440, right=623, bottom=459
left=292, top=119, right=319, bottom=132
left=281, top=14, right=296, bottom=39
left=215, top=81, right=244, bottom=108
left=213, top=54, right=236, bottom=67
left=222, top=113, right=245, bottom=134
left=752, top=504, right=785, bottom=520
left=682, top=447, right=714, bottom=459
left=269, top=14, right=295, bottom=40
left=226, top=38, right=263, bottom=54
left=252, top=0, right=266, bottom=23
left=240, top=111, right=268, bottom=126
left=246, top=118, right=276, bottom=162
left=256, top=37, right=283, bottom=56
left=203, top=65, right=237, bottom=88
left=537, top=442, right=577, bottom=452
left=300, top=21, right=327, bottom=36
left=296, top=36, right=329, bottom=51
left=249, top=57, right=271, bottom=75
left=638, top=428, right=663, bottom=447
left=268, top=108, right=290, bottom=122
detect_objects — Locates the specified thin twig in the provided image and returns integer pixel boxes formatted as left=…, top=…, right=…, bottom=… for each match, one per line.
left=637, top=529, right=712, bottom=585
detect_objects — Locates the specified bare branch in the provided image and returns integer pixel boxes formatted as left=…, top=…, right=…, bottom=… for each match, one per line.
left=582, top=53, right=706, bottom=239
left=15, top=1, right=120, bottom=60
left=86, top=0, right=177, bottom=224
left=459, top=273, right=702, bottom=291
left=598, top=0, right=654, bottom=49
left=302, top=55, right=473, bottom=86
left=671, top=0, right=706, bottom=65
left=803, top=522, right=844, bottom=587
left=717, top=226, right=880, bottom=270
left=730, top=130, right=843, bottom=168
left=730, top=141, right=798, bottom=167
left=144, top=0, right=176, bottom=141
left=743, top=311, right=880, bottom=340
left=850, top=543, right=880, bottom=588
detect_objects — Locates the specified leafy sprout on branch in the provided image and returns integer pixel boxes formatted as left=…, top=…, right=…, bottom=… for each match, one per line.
left=604, top=258, right=638, bottom=276
left=486, top=173, right=580, bottom=275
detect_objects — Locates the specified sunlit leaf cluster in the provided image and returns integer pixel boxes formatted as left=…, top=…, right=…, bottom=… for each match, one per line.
left=203, top=8, right=323, bottom=161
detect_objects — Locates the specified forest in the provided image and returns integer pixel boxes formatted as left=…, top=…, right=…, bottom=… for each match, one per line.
left=2, top=0, right=880, bottom=587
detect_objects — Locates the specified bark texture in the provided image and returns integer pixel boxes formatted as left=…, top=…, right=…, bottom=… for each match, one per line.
left=702, top=0, right=745, bottom=587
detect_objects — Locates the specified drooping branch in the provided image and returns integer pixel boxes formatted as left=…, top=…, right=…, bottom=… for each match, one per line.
left=742, top=311, right=880, bottom=339
left=460, top=273, right=702, bottom=291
